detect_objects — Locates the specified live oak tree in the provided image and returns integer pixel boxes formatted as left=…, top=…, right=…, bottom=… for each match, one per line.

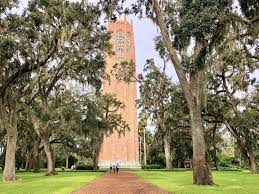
left=79, top=94, right=130, bottom=169
left=57, top=92, right=130, bottom=169
left=209, top=82, right=258, bottom=173
left=139, top=66, right=191, bottom=169
left=232, top=95, right=259, bottom=174
left=138, top=112, right=148, bottom=166
left=0, top=0, right=111, bottom=180
left=30, top=86, right=77, bottom=175
left=27, top=0, right=109, bottom=172
left=0, top=1, right=33, bottom=180
left=132, top=0, right=235, bottom=184
left=209, top=67, right=258, bottom=174
left=139, top=60, right=176, bottom=169
left=165, top=84, right=190, bottom=168
left=206, top=0, right=258, bottom=173
left=207, top=57, right=258, bottom=173
left=113, top=59, right=175, bottom=169
left=202, top=92, right=227, bottom=171
left=16, top=112, right=41, bottom=172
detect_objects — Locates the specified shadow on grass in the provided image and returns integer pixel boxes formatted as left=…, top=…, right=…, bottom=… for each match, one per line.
left=136, top=168, right=244, bottom=172
left=4, top=169, right=107, bottom=174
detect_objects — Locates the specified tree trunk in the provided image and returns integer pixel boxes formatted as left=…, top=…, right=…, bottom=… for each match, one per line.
left=143, top=128, right=147, bottom=166
left=189, top=72, right=212, bottom=184
left=156, top=113, right=172, bottom=170
left=1, top=96, right=18, bottom=181
left=3, top=124, right=17, bottom=181
left=248, top=148, right=257, bottom=174
left=189, top=71, right=213, bottom=185
left=215, top=155, right=221, bottom=171
left=42, top=134, right=56, bottom=175
left=25, top=148, right=33, bottom=171
left=190, top=110, right=213, bottom=185
left=151, top=0, right=213, bottom=185
left=32, top=138, right=40, bottom=172
left=163, top=134, right=172, bottom=169
left=93, top=145, right=101, bottom=170
left=214, top=154, right=220, bottom=171
left=139, top=136, right=142, bottom=165
left=212, top=124, right=220, bottom=171
left=93, top=154, right=99, bottom=170
left=93, top=134, right=104, bottom=170
left=178, top=161, right=181, bottom=168
left=66, top=155, right=69, bottom=169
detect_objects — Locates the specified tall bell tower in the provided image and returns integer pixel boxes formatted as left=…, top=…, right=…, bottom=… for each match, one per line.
left=98, top=19, right=140, bottom=168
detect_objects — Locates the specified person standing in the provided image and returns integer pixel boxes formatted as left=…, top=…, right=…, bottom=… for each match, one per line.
left=112, top=164, right=116, bottom=173
left=109, top=165, right=112, bottom=173
left=116, top=163, right=120, bottom=173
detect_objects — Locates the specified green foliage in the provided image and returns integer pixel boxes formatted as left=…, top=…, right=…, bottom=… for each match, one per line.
left=139, top=59, right=175, bottom=118
left=55, top=156, right=66, bottom=168
left=141, top=164, right=164, bottom=169
left=139, top=60, right=191, bottom=168
left=220, top=153, right=237, bottom=168
left=0, top=0, right=17, bottom=13
left=176, top=0, right=230, bottom=40
left=0, top=0, right=128, bottom=179
left=238, top=0, right=259, bottom=20
left=75, top=163, right=94, bottom=171
left=112, top=60, right=136, bottom=82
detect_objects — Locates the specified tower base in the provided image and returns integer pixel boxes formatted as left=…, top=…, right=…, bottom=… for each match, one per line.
left=98, top=160, right=141, bottom=168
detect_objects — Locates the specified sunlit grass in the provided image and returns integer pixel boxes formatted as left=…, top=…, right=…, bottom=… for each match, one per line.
left=0, top=169, right=258, bottom=194
left=136, top=170, right=259, bottom=194
left=0, top=171, right=103, bottom=194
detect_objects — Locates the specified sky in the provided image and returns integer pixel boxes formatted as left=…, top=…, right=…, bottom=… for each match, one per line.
left=130, top=16, right=178, bottom=81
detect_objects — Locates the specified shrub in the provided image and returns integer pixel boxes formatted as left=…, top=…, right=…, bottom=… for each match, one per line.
left=141, top=164, right=164, bottom=169
left=75, top=163, right=94, bottom=170
left=55, top=157, right=65, bottom=168
left=220, top=153, right=240, bottom=168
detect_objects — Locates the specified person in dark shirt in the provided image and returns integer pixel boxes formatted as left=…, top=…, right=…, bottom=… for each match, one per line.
left=116, top=163, right=120, bottom=173
left=109, top=165, right=112, bottom=173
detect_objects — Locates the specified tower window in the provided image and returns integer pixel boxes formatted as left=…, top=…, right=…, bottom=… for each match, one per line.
left=117, top=31, right=124, bottom=55
left=126, top=32, right=131, bottom=52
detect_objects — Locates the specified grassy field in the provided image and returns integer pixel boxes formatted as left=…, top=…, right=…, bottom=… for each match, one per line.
left=0, top=170, right=258, bottom=194
left=136, top=170, right=259, bottom=194
left=0, top=171, right=103, bottom=194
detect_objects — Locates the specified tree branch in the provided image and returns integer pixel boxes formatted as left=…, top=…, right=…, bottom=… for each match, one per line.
left=0, top=36, right=59, bottom=97
left=150, top=0, right=193, bottom=109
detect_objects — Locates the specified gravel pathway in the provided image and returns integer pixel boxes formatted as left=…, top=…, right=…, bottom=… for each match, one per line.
left=71, top=171, right=170, bottom=194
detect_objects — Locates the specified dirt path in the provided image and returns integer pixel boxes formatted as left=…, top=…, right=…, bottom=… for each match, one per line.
left=71, top=171, right=170, bottom=194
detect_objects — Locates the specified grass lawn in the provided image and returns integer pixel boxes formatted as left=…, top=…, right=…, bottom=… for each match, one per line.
left=136, top=170, right=259, bottom=194
left=0, top=171, right=103, bottom=194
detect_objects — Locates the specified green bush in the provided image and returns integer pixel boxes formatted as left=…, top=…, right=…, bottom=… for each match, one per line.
left=141, top=164, right=164, bottom=169
left=220, top=154, right=240, bottom=168
left=75, top=163, right=94, bottom=170
left=220, top=159, right=232, bottom=167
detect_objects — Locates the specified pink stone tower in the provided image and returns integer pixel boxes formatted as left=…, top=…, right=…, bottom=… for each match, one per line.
left=98, top=19, right=140, bottom=168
